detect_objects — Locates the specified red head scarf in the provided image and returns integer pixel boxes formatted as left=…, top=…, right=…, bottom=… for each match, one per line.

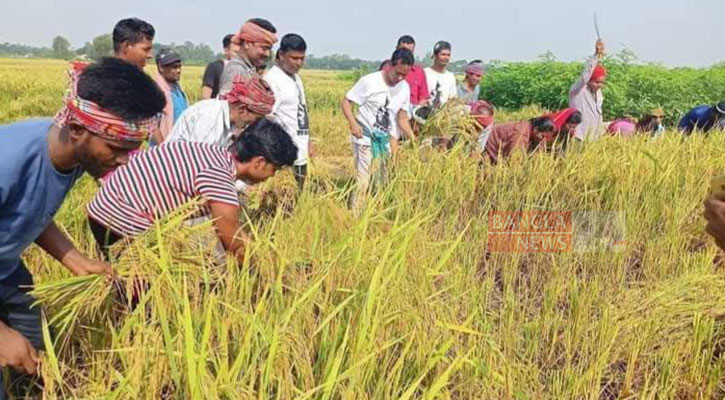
left=53, top=61, right=161, bottom=142
left=590, top=64, right=607, bottom=82
left=232, top=20, right=278, bottom=46
left=470, top=100, right=494, bottom=128
left=545, top=108, right=578, bottom=132
left=222, top=76, right=275, bottom=115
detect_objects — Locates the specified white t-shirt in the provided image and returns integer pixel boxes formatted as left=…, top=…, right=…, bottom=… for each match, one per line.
left=264, top=65, right=310, bottom=166
left=345, top=71, right=410, bottom=146
left=424, top=68, right=458, bottom=106
left=166, top=99, right=234, bottom=148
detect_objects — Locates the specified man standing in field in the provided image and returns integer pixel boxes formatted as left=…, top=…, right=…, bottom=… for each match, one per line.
left=86, top=119, right=297, bottom=261
left=149, top=49, right=189, bottom=146
left=341, top=49, right=414, bottom=209
left=153, top=49, right=188, bottom=144
left=218, top=18, right=278, bottom=96
left=678, top=101, right=725, bottom=135
left=201, top=34, right=236, bottom=100
left=264, top=34, right=312, bottom=189
left=112, top=18, right=155, bottom=69
left=457, top=60, right=484, bottom=104
left=390, top=35, right=430, bottom=108
left=425, top=41, right=458, bottom=108
left=569, top=40, right=606, bottom=141
left=0, top=58, right=165, bottom=398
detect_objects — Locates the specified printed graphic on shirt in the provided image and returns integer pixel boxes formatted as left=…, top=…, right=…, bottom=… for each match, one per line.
left=296, top=84, right=310, bottom=136
left=373, top=97, right=391, bottom=133
left=431, top=82, right=442, bottom=109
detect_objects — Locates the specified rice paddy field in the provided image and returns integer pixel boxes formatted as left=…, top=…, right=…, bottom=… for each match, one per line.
left=3, top=58, right=725, bottom=399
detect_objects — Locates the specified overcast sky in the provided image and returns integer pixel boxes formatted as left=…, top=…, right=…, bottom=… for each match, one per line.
left=2, top=0, right=723, bottom=67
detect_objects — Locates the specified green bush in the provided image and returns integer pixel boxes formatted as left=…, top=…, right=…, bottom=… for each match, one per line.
left=481, top=59, right=725, bottom=125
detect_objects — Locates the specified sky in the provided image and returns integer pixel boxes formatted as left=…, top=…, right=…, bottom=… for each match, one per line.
left=2, top=0, right=723, bottom=67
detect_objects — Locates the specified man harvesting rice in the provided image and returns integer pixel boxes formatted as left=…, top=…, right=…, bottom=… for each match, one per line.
left=471, top=100, right=495, bottom=152
left=637, top=108, right=666, bottom=137
left=166, top=76, right=275, bottom=193
left=340, top=49, right=414, bottom=210
left=570, top=40, right=607, bottom=141
left=425, top=41, right=458, bottom=108
left=167, top=76, right=274, bottom=148
left=484, top=116, right=556, bottom=164
left=678, top=101, right=725, bottom=135
left=112, top=18, right=155, bottom=70
left=0, top=58, right=165, bottom=398
left=219, top=18, right=278, bottom=96
left=264, top=34, right=313, bottom=189
left=86, top=119, right=297, bottom=261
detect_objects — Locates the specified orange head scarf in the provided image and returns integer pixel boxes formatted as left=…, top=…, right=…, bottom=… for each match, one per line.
left=232, top=20, right=278, bottom=46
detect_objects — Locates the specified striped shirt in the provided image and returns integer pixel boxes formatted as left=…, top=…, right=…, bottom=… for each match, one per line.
left=87, top=142, right=239, bottom=237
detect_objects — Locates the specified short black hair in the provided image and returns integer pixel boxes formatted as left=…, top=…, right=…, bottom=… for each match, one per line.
left=433, top=41, right=451, bottom=55
left=223, top=34, right=234, bottom=49
left=567, top=111, right=582, bottom=124
left=112, top=18, right=155, bottom=53
left=231, top=118, right=297, bottom=167
left=391, top=49, right=415, bottom=67
left=279, top=33, right=307, bottom=53
left=397, top=35, right=415, bottom=46
left=248, top=18, right=277, bottom=34
left=77, top=57, right=166, bottom=121
left=530, top=116, right=555, bottom=132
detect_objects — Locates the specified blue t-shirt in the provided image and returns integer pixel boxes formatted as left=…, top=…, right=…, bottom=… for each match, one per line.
left=0, top=120, right=83, bottom=280
left=171, top=84, right=188, bottom=122
left=678, top=105, right=714, bottom=133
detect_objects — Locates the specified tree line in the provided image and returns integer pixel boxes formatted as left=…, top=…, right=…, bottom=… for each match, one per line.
left=0, top=36, right=476, bottom=71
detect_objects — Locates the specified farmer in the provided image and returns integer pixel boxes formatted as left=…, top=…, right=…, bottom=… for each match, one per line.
left=678, top=101, right=725, bottom=135
left=425, top=41, right=458, bottom=108
left=201, top=34, right=237, bottom=100
left=112, top=18, right=155, bottom=69
left=607, top=117, right=637, bottom=137
left=484, top=116, right=556, bottom=164
left=341, top=49, right=414, bottom=209
left=458, top=60, right=484, bottom=104
left=543, top=108, right=582, bottom=152
left=704, top=191, right=725, bottom=251
left=636, top=108, right=666, bottom=137
left=570, top=40, right=606, bottom=141
left=264, top=34, right=312, bottom=189
left=471, top=100, right=495, bottom=152
left=547, top=108, right=582, bottom=139
left=86, top=118, right=297, bottom=261
left=219, top=18, right=278, bottom=96
left=153, top=49, right=188, bottom=144
left=0, top=58, right=165, bottom=398
left=166, top=76, right=275, bottom=148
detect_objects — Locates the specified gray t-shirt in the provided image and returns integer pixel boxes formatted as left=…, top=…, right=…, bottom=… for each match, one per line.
left=457, top=82, right=480, bottom=103
left=218, top=54, right=256, bottom=96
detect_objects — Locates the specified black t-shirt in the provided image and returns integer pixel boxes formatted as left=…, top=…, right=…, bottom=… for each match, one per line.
left=202, top=59, right=225, bottom=98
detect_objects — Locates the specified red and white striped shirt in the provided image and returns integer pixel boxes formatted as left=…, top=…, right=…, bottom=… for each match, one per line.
left=87, top=142, right=239, bottom=237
